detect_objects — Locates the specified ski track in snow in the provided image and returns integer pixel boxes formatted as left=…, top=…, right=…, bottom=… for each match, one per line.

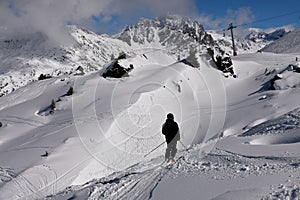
left=48, top=146, right=300, bottom=200
left=48, top=153, right=180, bottom=200
left=0, top=167, right=15, bottom=186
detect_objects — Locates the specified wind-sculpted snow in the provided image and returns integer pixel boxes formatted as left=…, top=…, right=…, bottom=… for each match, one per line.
left=242, top=108, right=300, bottom=137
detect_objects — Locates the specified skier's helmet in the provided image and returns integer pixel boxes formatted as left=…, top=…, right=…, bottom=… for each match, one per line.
left=167, top=113, right=174, bottom=120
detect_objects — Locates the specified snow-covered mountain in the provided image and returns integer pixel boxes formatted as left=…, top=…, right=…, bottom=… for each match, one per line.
left=0, top=15, right=290, bottom=98
left=117, top=15, right=215, bottom=56
left=262, top=28, right=300, bottom=53
left=245, top=28, right=287, bottom=42
left=0, top=26, right=132, bottom=97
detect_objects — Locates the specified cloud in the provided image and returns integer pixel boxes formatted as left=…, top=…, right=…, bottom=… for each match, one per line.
left=0, top=0, right=111, bottom=45
left=108, top=0, right=197, bottom=18
left=0, top=0, right=197, bottom=46
left=197, top=7, right=256, bottom=30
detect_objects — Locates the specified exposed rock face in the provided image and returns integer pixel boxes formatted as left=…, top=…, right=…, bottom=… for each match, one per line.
left=117, top=15, right=216, bottom=55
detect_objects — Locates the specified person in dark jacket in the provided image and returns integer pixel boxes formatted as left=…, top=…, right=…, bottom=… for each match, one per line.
left=162, top=113, right=180, bottom=162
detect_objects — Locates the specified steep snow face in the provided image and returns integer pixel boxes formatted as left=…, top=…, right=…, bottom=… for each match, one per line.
left=117, top=15, right=216, bottom=57
left=0, top=26, right=132, bottom=97
left=262, top=28, right=300, bottom=53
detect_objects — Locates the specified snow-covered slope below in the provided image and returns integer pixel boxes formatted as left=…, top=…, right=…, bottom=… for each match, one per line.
left=1, top=48, right=300, bottom=199
left=262, top=28, right=300, bottom=53
left=0, top=49, right=227, bottom=199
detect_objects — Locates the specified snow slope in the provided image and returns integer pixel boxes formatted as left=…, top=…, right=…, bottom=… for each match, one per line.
left=1, top=47, right=300, bottom=199
left=0, top=48, right=227, bottom=199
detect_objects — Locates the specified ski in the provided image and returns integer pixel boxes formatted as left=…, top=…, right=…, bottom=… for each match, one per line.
left=160, top=155, right=184, bottom=168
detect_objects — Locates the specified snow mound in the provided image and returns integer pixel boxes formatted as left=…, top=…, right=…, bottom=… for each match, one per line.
left=250, top=129, right=300, bottom=145
left=242, top=107, right=300, bottom=137
left=273, top=64, right=300, bottom=90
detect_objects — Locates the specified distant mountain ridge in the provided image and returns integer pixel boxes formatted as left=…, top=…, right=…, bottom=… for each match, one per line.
left=262, top=28, right=300, bottom=53
left=208, top=27, right=290, bottom=55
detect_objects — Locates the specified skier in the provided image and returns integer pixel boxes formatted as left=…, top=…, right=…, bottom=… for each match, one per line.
left=162, top=113, right=180, bottom=162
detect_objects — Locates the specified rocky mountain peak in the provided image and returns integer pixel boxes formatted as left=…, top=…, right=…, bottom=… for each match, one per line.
left=118, top=15, right=214, bottom=47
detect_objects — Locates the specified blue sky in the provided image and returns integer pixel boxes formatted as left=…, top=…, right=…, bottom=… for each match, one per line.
left=194, top=0, right=300, bottom=29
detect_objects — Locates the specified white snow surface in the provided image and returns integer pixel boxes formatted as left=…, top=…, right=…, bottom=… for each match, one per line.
left=0, top=47, right=300, bottom=200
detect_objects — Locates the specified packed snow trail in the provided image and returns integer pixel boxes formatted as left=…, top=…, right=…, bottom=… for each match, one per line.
left=48, top=151, right=189, bottom=200
left=49, top=138, right=300, bottom=200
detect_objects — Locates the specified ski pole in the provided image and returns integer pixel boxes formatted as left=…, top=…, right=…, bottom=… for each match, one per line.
left=179, top=140, right=188, bottom=149
left=144, top=141, right=165, bottom=158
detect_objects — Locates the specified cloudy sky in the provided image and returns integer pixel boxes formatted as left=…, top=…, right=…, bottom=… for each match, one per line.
left=0, top=0, right=299, bottom=45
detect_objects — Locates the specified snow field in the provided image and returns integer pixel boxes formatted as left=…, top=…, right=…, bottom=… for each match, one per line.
left=1, top=49, right=300, bottom=199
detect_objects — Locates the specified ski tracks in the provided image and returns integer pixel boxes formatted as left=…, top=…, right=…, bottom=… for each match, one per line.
left=82, top=165, right=169, bottom=200
left=0, top=166, right=14, bottom=185
left=0, top=164, right=58, bottom=200
left=50, top=158, right=176, bottom=200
